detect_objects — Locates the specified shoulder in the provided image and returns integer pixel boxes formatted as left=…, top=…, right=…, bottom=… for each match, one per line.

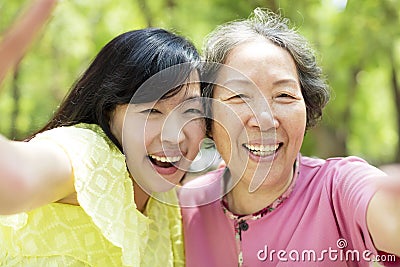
left=300, top=154, right=369, bottom=167
left=32, top=124, right=128, bottom=205
left=298, top=155, right=386, bottom=199
left=178, top=168, right=225, bottom=207
left=300, top=155, right=384, bottom=177
left=32, top=124, right=116, bottom=151
left=31, top=124, right=123, bottom=165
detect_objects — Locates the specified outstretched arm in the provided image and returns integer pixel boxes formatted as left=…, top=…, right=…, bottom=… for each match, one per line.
left=367, top=177, right=400, bottom=256
left=0, top=0, right=58, bottom=86
left=0, top=134, right=74, bottom=215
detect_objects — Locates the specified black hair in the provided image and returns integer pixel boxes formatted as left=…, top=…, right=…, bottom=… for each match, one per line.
left=33, top=28, right=201, bottom=149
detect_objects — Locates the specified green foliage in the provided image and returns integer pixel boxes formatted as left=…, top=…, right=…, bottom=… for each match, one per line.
left=1, top=0, right=399, bottom=164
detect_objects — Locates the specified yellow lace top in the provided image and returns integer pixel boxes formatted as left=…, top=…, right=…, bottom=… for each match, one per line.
left=0, top=124, right=184, bottom=266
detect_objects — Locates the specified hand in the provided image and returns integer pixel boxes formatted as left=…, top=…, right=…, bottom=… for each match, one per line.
left=0, top=0, right=58, bottom=86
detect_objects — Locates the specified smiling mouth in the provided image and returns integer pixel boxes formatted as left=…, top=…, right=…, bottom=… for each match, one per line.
left=243, top=143, right=280, bottom=157
left=148, top=154, right=182, bottom=168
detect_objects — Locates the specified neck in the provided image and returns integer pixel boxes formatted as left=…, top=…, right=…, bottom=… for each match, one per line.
left=133, top=181, right=150, bottom=213
left=224, top=169, right=293, bottom=215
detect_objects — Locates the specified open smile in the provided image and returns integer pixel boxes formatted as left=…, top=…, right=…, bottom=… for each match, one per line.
left=148, top=154, right=182, bottom=175
left=243, top=143, right=281, bottom=157
left=149, top=154, right=181, bottom=165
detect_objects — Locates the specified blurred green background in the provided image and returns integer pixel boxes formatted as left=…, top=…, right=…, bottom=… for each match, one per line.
left=0, top=0, right=399, bottom=166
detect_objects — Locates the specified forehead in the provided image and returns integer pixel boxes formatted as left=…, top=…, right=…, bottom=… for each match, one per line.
left=131, top=69, right=200, bottom=104
left=157, top=81, right=201, bottom=106
left=216, top=39, right=298, bottom=85
left=226, top=38, right=293, bottom=64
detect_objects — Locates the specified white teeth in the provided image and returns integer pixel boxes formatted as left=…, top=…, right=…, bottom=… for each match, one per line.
left=149, top=154, right=182, bottom=163
left=244, top=144, right=279, bottom=155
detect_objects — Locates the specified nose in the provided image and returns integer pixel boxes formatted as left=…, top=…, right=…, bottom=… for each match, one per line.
left=247, top=102, right=278, bottom=130
left=161, top=116, right=186, bottom=144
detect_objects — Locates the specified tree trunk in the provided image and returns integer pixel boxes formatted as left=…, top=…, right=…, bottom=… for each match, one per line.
left=10, top=65, right=20, bottom=140
left=339, top=67, right=360, bottom=156
left=136, top=0, right=153, bottom=27
left=262, top=0, right=278, bottom=12
left=390, top=55, right=400, bottom=161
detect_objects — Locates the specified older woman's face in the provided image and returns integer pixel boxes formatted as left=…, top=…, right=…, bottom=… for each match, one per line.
left=211, top=39, right=306, bottom=191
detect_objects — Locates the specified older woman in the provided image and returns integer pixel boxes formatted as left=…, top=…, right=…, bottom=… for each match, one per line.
left=179, top=8, right=400, bottom=267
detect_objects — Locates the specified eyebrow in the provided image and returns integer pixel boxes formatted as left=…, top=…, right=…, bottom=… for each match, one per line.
left=221, top=78, right=252, bottom=87
left=183, top=95, right=201, bottom=102
left=221, top=77, right=299, bottom=87
left=272, top=78, right=299, bottom=86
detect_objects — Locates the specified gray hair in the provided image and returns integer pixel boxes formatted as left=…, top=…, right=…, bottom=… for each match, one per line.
left=202, top=8, right=330, bottom=135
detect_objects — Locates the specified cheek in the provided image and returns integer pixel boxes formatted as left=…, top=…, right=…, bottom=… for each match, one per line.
left=186, top=119, right=206, bottom=142
left=211, top=104, right=247, bottom=158
left=212, top=103, right=247, bottom=133
left=181, top=119, right=205, bottom=159
left=143, top=122, right=161, bottom=148
left=211, top=120, right=232, bottom=163
left=212, top=108, right=231, bottom=143
left=279, top=104, right=307, bottom=137
left=292, top=104, right=307, bottom=129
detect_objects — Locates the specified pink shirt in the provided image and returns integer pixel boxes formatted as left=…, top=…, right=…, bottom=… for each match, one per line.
left=179, top=155, right=400, bottom=266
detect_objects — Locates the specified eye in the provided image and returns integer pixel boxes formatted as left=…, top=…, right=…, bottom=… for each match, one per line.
left=140, top=108, right=161, bottom=114
left=229, top=94, right=246, bottom=99
left=275, top=91, right=301, bottom=103
left=185, top=108, right=204, bottom=115
left=278, top=93, right=295, bottom=98
left=224, top=94, right=248, bottom=103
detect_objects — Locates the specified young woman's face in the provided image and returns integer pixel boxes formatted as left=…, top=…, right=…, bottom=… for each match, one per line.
left=211, top=39, right=306, bottom=192
left=111, top=72, right=205, bottom=193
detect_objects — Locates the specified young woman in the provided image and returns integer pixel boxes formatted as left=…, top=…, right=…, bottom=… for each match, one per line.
left=0, top=28, right=205, bottom=266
